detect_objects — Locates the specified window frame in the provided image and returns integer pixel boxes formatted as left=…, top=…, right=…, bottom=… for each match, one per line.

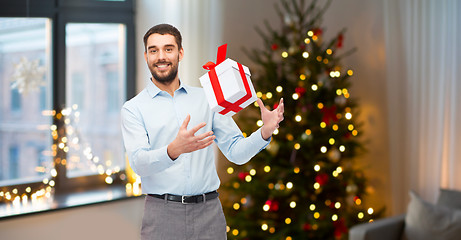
left=0, top=0, right=135, bottom=196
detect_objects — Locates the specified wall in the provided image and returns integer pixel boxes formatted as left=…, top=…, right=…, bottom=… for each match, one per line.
left=0, top=198, right=144, bottom=240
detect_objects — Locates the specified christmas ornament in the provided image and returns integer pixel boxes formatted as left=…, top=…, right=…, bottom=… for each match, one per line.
left=10, top=57, right=46, bottom=95
left=321, top=105, right=338, bottom=125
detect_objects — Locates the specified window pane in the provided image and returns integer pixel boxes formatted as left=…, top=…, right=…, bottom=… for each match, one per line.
left=65, top=23, right=126, bottom=178
left=0, top=18, right=53, bottom=185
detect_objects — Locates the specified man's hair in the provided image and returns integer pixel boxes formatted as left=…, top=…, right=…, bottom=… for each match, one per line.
left=143, top=24, right=182, bottom=51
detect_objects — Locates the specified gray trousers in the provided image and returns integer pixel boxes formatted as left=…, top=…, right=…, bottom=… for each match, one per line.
left=141, top=194, right=227, bottom=240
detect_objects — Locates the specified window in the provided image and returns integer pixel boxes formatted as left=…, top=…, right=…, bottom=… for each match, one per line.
left=65, top=23, right=126, bottom=178
left=0, top=0, right=135, bottom=214
left=0, top=17, right=53, bottom=187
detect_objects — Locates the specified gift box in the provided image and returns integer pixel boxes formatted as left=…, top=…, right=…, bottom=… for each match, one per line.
left=199, top=44, right=257, bottom=117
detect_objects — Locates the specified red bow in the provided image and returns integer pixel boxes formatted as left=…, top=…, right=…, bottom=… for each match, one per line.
left=203, top=44, right=252, bottom=115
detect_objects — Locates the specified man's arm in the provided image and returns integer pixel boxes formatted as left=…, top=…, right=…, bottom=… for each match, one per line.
left=212, top=98, right=285, bottom=165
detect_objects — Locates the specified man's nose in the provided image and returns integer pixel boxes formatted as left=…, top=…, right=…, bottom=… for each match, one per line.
left=158, top=50, right=166, bottom=60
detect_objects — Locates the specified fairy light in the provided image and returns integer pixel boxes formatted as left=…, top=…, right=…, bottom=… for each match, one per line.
left=257, top=120, right=263, bottom=127
left=285, top=218, right=292, bottom=224
left=263, top=204, right=270, bottom=211
left=332, top=124, right=339, bottom=131
left=233, top=203, right=240, bottom=210
left=368, top=208, right=374, bottom=215
left=314, top=182, right=320, bottom=189
left=310, top=204, right=316, bottom=211
left=232, top=229, right=239, bottom=236
left=317, top=103, right=324, bottom=109
left=339, top=145, right=346, bottom=152
left=335, top=202, right=341, bottom=209
left=329, top=138, right=335, bottom=145
left=261, top=224, right=268, bottom=231
left=249, top=169, right=256, bottom=176
left=314, top=164, right=321, bottom=172
left=286, top=182, right=293, bottom=189
left=347, top=69, right=354, bottom=76
left=358, top=212, right=364, bottom=219
left=320, top=146, right=327, bottom=153
left=276, top=86, right=283, bottom=92
left=282, top=51, right=288, bottom=58
left=295, top=115, right=302, bottom=122
left=302, top=52, right=309, bottom=58
left=227, top=167, right=234, bottom=174
left=293, top=167, right=300, bottom=174
left=320, top=122, right=326, bottom=128
left=245, top=175, right=252, bottom=182
left=264, top=166, right=271, bottom=172
left=304, top=38, right=311, bottom=44
left=290, top=201, right=296, bottom=208
left=311, top=84, right=318, bottom=91
left=345, top=112, right=352, bottom=120
left=326, top=49, right=333, bottom=55
left=266, top=92, right=273, bottom=99
left=307, top=31, right=314, bottom=37
left=314, top=212, right=320, bottom=219
left=294, top=143, right=300, bottom=150
left=299, top=74, right=306, bottom=80
left=292, top=93, right=299, bottom=100
left=331, top=214, right=338, bottom=221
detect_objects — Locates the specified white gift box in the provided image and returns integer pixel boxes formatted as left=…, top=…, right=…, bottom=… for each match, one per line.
left=199, top=58, right=257, bottom=117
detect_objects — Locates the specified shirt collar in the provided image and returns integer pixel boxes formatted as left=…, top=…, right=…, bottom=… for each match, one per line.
left=146, top=78, right=188, bottom=98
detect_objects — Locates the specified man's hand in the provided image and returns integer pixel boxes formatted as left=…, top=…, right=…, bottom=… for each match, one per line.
left=257, top=98, right=284, bottom=140
left=167, top=114, right=215, bottom=160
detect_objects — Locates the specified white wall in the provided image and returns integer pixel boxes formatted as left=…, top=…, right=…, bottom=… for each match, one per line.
left=0, top=198, right=144, bottom=240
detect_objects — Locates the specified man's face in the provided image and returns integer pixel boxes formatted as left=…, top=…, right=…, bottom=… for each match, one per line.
left=144, top=33, right=184, bottom=84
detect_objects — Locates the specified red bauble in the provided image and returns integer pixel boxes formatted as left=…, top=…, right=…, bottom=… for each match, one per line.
left=303, top=223, right=312, bottom=231
left=333, top=218, right=348, bottom=238
left=271, top=43, right=279, bottom=50
left=337, top=33, right=344, bottom=48
left=313, top=28, right=323, bottom=36
left=315, top=173, right=329, bottom=185
left=238, top=172, right=249, bottom=181
left=295, top=87, right=307, bottom=97
left=321, top=105, right=338, bottom=126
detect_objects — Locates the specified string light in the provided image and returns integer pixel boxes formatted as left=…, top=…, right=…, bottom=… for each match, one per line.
left=302, top=52, right=309, bottom=58
left=292, top=93, right=299, bottom=100
left=282, top=51, right=288, bottom=58
left=227, top=167, right=234, bottom=174
left=311, top=84, right=318, bottom=91
left=276, top=86, right=283, bottom=92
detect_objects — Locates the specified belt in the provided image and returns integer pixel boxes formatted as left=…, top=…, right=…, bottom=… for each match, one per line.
left=148, top=191, right=219, bottom=204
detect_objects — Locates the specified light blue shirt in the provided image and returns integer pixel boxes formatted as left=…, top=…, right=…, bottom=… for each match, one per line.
left=121, top=80, right=270, bottom=195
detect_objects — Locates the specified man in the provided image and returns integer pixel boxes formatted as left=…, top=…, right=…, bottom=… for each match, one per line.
left=121, top=23, right=284, bottom=240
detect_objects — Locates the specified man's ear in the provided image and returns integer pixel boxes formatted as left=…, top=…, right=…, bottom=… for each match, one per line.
left=179, top=48, right=184, bottom=62
left=144, top=51, right=148, bottom=63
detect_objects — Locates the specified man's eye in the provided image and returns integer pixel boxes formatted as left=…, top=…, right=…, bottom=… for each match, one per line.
left=166, top=48, right=173, bottom=52
left=150, top=49, right=157, bottom=53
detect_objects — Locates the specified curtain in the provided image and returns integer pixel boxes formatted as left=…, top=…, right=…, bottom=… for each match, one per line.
left=384, top=0, right=461, bottom=214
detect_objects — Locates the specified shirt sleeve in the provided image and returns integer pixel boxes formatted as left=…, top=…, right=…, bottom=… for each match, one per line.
left=212, top=112, right=271, bottom=165
left=121, top=104, right=175, bottom=177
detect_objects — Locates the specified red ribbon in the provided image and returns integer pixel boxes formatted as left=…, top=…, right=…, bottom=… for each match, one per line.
left=203, top=44, right=252, bottom=115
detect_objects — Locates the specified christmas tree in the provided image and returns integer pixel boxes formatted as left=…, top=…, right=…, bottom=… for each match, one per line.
left=222, top=0, right=383, bottom=239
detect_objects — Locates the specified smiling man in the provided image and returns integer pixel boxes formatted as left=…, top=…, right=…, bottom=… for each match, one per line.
left=121, top=24, right=284, bottom=240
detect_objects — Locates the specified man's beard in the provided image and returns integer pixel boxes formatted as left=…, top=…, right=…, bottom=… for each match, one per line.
left=149, top=61, right=179, bottom=84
